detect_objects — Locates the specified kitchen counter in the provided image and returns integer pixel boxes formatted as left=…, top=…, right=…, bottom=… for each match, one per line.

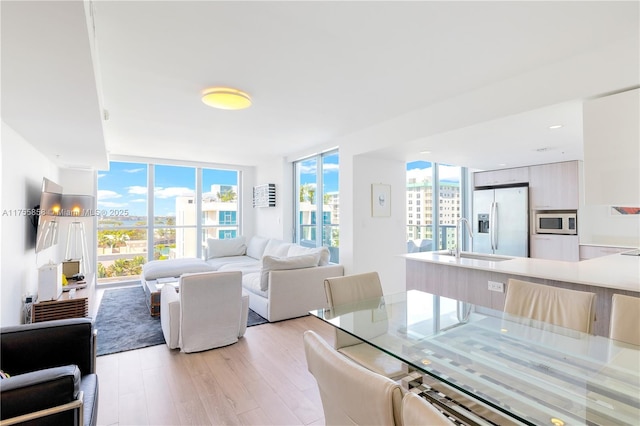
left=579, top=242, right=637, bottom=249
left=402, top=250, right=640, bottom=293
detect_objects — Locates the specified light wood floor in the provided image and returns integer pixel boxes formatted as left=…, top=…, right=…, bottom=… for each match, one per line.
left=96, top=315, right=335, bottom=426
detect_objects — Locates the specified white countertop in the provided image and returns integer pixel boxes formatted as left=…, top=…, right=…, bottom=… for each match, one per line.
left=579, top=242, right=637, bottom=249
left=403, top=251, right=640, bottom=293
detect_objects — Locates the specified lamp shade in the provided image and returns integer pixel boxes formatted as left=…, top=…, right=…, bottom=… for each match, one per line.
left=40, top=191, right=62, bottom=215
left=61, top=194, right=95, bottom=217
left=201, top=87, right=252, bottom=110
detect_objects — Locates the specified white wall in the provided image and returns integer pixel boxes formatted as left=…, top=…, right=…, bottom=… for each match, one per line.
left=579, top=205, right=640, bottom=247
left=343, top=154, right=407, bottom=295
left=1, top=121, right=60, bottom=326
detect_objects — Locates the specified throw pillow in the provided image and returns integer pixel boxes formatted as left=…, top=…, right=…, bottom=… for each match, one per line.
left=263, top=239, right=292, bottom=258
left=287, top=245, right=331, bottom=266
left=246, top=236, right=270, bottom=259
left=260, top=253, right=320, bottom=292
left=0, top=370, right=9, bottom=379
left=206, top=236, right=247, bottom=259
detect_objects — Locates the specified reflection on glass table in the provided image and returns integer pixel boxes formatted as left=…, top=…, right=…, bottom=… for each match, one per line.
left=310, top=290, right=640, bottom=426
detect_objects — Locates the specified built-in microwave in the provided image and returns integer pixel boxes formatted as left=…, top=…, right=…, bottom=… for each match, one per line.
left=534, top=212, right=577, bottom=235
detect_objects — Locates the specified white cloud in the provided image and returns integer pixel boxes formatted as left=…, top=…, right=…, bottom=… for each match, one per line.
left=124, top=168, right=145, bottom=174
left=299, top=163, right=317, bottom=174
left=323, top=163, right=339, bottom=172
left=406, top=165, right=461, bottom=182
left=154, top=187, right=195, bottom=199
left=97, top=190, right=122, bottom=200
left=97, top=173, right=106, bottom=179
left=299, top=162, right=339, bottom=174
left=438, top=165, right=461, bottom=181
left=98, top=201, right=128, bottom=208
left=131, top=199, right=146, bottom=203
left=127, top=186, right=147, bottom=195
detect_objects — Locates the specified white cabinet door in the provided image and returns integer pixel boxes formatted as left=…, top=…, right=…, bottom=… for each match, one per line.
left=474, top=167, right=529, bottom=188
left=529, top=161, right=579, bottom=210
left=530, top=235, right=579, bottom=261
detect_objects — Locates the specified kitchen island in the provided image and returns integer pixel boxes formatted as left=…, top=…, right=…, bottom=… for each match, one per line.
left=403, top=250, right=640, bottom=337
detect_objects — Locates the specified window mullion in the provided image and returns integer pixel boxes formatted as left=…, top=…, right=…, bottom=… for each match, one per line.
left=196, top=168, right=203, bottom=258
left=316, top=154, right=324, bottom=248
left=433, top=164, right=440, bottom=250
left=147, top=164, right=154, bottom=259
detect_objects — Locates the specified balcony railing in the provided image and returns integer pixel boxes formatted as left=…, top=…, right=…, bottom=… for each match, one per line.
left=298, top=224, right=339, bottom=263
left=406, top=224, right=456, bottom=253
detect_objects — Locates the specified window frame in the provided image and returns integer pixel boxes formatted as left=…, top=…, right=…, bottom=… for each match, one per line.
left=293, top=149, right=339, bottom=260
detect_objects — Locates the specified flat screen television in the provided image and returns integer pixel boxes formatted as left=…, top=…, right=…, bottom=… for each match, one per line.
left=35, top=177, right=63, bottom=253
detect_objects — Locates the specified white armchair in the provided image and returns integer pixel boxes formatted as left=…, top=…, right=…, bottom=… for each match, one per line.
left=161, top=271, right=249, bottom=353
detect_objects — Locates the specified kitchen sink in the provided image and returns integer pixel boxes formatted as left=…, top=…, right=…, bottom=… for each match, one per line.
left=436, top=250, right=513, bottom=262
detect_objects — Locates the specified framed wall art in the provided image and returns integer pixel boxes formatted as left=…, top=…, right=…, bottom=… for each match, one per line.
left=610, top=206, right=640, bottom=216
left=371, top=184, right=391, bottom=217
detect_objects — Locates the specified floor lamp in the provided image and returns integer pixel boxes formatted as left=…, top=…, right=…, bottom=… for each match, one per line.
left=61, top=194, right=95, bottom=274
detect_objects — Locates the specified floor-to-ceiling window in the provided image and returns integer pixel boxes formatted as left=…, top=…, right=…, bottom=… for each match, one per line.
left=406, top=161, right=467, bottom=253
left=97, top=161, right=240, bottom=285
left=294, top=150, right=339, bottom=262
left=96, top=162, right=149, bottom=284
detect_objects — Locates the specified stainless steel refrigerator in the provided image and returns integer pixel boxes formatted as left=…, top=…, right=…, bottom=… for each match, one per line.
left=472, top=186, right=529, bottom=257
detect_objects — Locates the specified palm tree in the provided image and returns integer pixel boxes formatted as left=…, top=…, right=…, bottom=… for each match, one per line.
left=217, top=189, right=237, bottom=202
left=300, top=184, right=316, bottom=203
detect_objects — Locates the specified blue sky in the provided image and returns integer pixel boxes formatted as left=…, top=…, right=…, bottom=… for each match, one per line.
left=97, top=162, right=238, bottom=217
left=298, top=154, right=339, bottom=193
left=407, top=161, right=432, bottom=170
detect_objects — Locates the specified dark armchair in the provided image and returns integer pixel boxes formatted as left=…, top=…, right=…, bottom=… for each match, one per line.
left=0, top=318, right=98, bottom=426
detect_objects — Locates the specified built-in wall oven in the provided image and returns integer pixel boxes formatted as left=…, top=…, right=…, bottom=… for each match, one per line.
left=534, top=211, right=577, bottom=235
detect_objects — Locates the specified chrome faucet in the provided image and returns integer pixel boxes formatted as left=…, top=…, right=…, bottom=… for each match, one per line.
left=455, top=217, right=473, bottom=259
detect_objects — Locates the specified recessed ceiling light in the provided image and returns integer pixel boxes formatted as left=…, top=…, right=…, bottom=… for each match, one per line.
left=419, top=150, right=431, bottom=154
left=548, top=124, right=563, bottom=129
left=498, top=163, right=507, bottom=167
left=201, top=87, right=252, bottom=110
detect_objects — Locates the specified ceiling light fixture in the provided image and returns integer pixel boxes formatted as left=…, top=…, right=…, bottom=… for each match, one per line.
left=548, top=124, right=563, bottom=129
left=419, top=150, right=431, bottom=154
left=201, top=87, right=252, bottom=110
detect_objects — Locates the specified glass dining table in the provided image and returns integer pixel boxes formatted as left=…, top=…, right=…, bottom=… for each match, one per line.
left=309, top=290, right=639, bottom=426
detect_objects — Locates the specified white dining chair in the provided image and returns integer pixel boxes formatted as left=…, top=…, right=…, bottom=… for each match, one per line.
left=324, top=272, right=406, bottom=378
left=610, top=294, right=640, bottom=345
left=504, top=278, right=596, bottom=334
left=401, top=391, right=455, bottom=426
left=303, top=330, right=403, bottom=426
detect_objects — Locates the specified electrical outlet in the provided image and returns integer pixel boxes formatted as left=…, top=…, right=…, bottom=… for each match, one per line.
left=488, top=281, right=504, bottom=292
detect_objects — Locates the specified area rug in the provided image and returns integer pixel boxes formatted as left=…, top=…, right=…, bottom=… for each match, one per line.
left=95, top=286, right=268, bottom=356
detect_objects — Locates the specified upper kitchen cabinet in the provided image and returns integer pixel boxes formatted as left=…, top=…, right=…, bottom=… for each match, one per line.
left=529, top=161, right=580, bottom=210
left=583, top=88, right=640, bottom=205
left=474, top=167, right=529, bottom=188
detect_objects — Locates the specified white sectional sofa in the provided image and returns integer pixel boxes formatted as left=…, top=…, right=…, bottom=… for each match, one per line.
left=142, top=236, right=344, bottom=322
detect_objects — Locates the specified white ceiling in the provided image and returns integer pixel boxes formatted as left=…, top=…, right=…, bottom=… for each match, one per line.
left=2, top=1, right=639, bottom=171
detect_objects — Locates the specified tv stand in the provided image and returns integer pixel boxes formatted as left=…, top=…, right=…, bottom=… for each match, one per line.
left=31, top=287, right=89, bottom=323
